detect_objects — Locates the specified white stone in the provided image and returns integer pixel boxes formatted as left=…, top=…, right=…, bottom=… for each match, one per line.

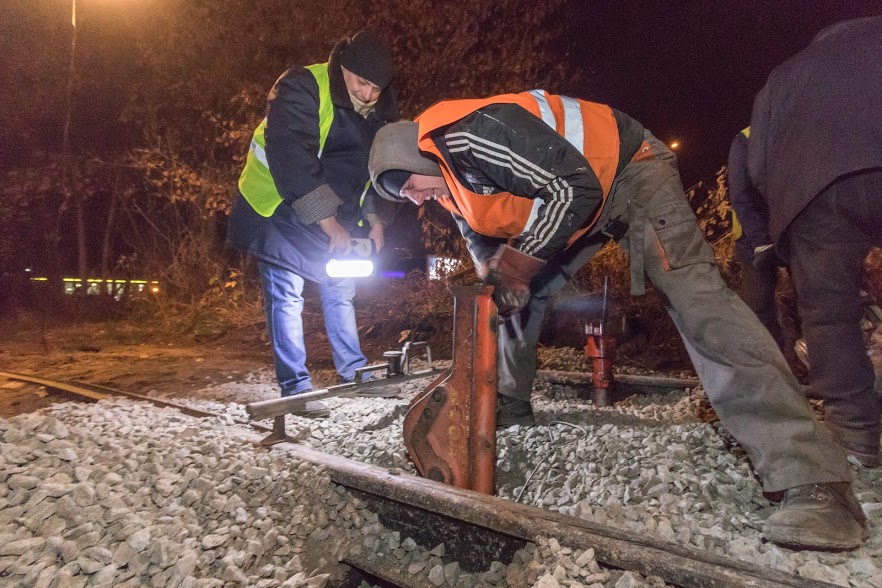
left=126, top=528, right=151, bottom=552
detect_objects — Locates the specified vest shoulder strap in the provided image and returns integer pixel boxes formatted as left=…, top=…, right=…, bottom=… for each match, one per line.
left=305, top=62, right=334, bottom=156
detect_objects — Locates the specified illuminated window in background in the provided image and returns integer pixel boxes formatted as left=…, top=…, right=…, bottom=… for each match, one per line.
left=39, top=278, right=159, bottom=301
left=426, top=256, right=462, bottom=280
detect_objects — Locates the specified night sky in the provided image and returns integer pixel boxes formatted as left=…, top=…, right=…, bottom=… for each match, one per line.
left=560, top=0, right=882, bottom=186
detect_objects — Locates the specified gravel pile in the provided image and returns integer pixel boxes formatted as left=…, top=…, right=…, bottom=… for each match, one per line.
left=2, top=359, right=881, bottom=587
left=1, top=396, right=668, bottom=588
left=187, top=368, right=881, bottom=587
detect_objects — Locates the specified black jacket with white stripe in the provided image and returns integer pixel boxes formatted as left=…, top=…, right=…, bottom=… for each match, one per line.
left=432, top=103, right=643, bottom=262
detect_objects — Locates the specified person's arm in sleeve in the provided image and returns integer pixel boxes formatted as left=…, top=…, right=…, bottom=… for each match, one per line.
left=445, top=104, right=604, bottom=262
left=728, top=131, right=773, bottom=252
left=264, top=71, right=343, bottom=225
left=361, top=187, right=388, bottom=252
left=747, top=83, right=771, bottom=200
left=444, top=104, right=604, bottom=314
left=450, top=214, right=507, bottom=278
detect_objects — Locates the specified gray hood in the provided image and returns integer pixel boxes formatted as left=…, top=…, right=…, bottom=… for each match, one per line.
left=369, top=121, right=443, bottom=201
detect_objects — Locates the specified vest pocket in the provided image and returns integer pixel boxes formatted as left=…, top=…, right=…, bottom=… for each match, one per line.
left=647, top=200, right=716, bottom=271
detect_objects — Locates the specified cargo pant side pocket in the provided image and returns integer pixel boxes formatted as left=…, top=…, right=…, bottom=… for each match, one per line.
left=647, top=200, right=716, bottom=271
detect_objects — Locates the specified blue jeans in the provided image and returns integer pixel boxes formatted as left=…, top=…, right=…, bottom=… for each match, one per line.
left=258, top=261, right=368, bottom=397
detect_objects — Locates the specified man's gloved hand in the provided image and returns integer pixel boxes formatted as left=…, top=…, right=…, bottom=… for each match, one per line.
left=752, top=244, right=780, bottom=272
left=483, top=245, right=546, bottom=317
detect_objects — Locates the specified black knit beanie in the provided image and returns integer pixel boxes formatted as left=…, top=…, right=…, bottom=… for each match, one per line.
left=339, top=30, right=394, bottom=89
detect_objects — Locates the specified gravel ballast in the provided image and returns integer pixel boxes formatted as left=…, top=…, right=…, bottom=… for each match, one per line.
left=1, top=363, right=880, bottom=587
left=1, top=393, right=666, bottom=588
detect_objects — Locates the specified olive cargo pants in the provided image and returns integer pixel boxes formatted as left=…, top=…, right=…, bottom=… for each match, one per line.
left=498, top=132, right=852, bottom=492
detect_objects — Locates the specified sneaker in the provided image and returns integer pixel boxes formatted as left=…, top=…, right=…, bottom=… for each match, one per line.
left=762, top=482, right=868, bottom=550
left=826, top=422, right=881, bottom=468
left=293, top=400, right=331, bottom=419
left=497, top=396, right=535, bottom=427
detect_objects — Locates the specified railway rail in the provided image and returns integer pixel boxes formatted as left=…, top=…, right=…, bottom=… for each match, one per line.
left=0, top=369, right=839, bottom=588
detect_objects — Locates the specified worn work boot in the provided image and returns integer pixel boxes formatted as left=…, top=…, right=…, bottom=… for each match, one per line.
left=497, top=396, right=535, bottom=427
left=826, top=422, right=882, bottom=468
left=763, top=482, right=868, bottom=550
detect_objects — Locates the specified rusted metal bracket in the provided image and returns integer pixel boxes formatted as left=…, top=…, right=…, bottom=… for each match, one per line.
left=261, top=415, right=289, bottom=446
left=403, top=285, right=498, bottom=494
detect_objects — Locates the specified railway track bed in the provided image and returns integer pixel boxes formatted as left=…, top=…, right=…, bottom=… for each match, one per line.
left=1, top=369, right=880, bottom=587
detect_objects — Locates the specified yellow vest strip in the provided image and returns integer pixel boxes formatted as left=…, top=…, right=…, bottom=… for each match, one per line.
left=237, top=63, right=334, bottom=217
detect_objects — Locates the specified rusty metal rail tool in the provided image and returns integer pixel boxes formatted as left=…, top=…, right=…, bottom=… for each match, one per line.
left=402, top=285, right=498, bottom=495
left=246, top=341, right=438, bottom=446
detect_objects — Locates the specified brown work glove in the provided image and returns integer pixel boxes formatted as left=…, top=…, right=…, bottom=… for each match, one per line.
left=484, top=245, right=546, bottom=317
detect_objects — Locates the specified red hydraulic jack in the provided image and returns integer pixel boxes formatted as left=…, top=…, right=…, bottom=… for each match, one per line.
left=402, top=285, right=498, bottom=494
left=583, top=276, right=616, bottom=407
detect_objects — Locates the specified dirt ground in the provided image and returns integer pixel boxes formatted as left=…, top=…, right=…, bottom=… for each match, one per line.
left=0, top=303, right=409, bottom=418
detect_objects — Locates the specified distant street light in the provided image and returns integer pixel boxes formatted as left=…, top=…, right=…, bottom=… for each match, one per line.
left=61, top=0, right=77, bottom=175
left=669, top=141, right=681, bottom=150
left=58, top=0, right=85, bottom=291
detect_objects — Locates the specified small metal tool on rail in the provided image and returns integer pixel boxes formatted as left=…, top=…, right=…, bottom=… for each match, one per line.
left=245, top=341, right=438, bottom=446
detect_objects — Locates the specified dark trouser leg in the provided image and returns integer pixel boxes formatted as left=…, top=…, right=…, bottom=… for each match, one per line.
left=735, top=245, right=787, bottom=352
left=497, top=235, right=610, bottom=401
left=784, top=171, right=882, bottom=447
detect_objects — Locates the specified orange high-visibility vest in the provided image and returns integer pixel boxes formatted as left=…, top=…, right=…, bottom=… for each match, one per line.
left=415, top=90, right=620, bottom=244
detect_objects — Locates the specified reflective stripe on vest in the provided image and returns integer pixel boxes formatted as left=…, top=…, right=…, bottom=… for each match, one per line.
left=237, top=63, right=334, bottom=217
left=415, top=91, right=620, bottom=244
left=529, top=90, right=585, bottom=154
left=732, top=210, right=743, bottom=241
left=731, top=126, right=750, bottom=240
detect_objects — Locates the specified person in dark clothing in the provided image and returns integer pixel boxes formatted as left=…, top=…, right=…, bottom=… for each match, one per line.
left=227, top=31, right=398, bottom=416
left=747, top=16, right=882, bottom=468
left=368, top=90, right=867, bottom=550
left=728, top=128, right=788, bottom=352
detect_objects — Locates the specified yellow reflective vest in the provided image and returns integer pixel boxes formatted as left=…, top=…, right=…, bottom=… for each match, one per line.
left=237, top=63, right=334, bottom=217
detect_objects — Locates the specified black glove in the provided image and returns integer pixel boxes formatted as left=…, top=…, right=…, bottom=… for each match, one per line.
left=484, top=245, right=546, bottom=317
left=752, top=244, right=780, bottom=272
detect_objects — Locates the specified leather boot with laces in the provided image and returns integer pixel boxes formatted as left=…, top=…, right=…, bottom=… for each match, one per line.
left=763, top=482, right=868, bottom=550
